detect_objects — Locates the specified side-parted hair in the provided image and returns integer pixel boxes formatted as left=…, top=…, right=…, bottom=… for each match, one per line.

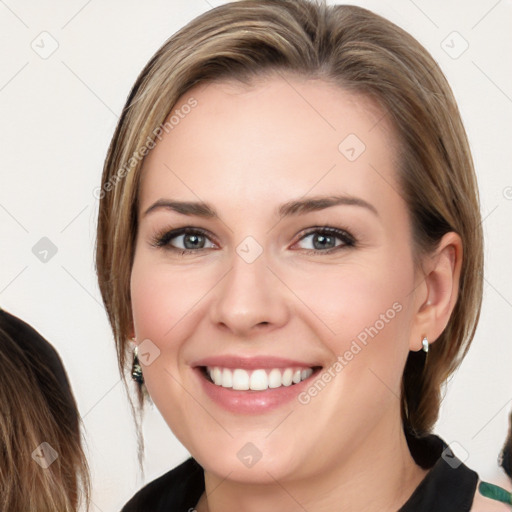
left=96, top=0, right=483, bottom=443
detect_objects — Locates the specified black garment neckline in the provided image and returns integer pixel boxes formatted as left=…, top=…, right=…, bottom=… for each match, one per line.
left=398, top=433, right=477, bottom=511
left=121, top=434, right=478, bottom=512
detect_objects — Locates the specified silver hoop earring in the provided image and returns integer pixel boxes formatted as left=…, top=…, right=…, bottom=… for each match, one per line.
left=422, top=337, right=429, bottom=353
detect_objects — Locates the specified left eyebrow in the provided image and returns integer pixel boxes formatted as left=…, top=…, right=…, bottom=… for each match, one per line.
left=142, top=194, right=379, bottom=219
left=277, top=194, right=379, bottom=218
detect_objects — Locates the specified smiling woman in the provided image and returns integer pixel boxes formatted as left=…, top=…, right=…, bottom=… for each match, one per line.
left=95, top=1, right=507, bottom=511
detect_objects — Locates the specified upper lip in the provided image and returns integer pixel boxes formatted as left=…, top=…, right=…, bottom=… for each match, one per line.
left=192, top=355, right=322, bottom=369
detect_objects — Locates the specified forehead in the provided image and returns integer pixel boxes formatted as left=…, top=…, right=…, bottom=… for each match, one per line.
left=139, top=75, right=401, bottom=213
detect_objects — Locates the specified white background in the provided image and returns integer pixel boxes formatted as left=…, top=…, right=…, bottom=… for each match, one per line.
left=0, top=1, right=511, bottom=510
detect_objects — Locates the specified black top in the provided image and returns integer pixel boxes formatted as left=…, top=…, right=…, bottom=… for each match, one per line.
left=121, top=433, right=479, bottom=511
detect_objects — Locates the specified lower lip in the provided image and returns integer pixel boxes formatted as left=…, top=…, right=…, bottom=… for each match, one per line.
left=193, top=367, right=321, bottom=414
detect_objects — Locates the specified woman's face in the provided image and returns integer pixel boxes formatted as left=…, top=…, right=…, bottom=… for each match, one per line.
left=130, top=76, right=427, bottom=482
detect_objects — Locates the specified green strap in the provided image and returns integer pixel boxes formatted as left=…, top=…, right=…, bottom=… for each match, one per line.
left=478, top=481, right=512, bottom=505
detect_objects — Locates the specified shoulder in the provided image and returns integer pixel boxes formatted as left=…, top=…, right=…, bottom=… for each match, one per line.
left=470, top=481, right=512, bottom=512
left=401, top=433, right=480, bottom=511
left=121, top=457, right=204, bottom=512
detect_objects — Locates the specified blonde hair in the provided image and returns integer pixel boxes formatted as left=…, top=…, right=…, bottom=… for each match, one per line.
left=96, top=0, right=483, bottom=444
left=0, top=312, right=90, bottom=511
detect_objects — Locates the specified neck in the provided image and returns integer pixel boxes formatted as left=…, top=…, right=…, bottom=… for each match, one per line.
left=197, top=412, right=428, bottom=512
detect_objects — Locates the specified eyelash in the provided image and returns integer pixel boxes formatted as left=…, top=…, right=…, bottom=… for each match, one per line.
left=151, top=226, right=356, bottom=256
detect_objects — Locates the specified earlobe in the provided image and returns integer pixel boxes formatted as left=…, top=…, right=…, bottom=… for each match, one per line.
left=127, top=315, right=137, bottom=341
left=409, top=232, right=463, bottom=351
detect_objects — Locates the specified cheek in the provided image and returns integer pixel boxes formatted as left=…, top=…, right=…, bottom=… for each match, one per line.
left=283, top=256, right=413, bottom=346
left=129, top=255, right=188, bottom=394
left=287, top=255, right=414, bottom=397
left=129, top=256, right=186, bottom=414
left=130, top=262, right=169, bottom=339
left=130, top=254, right=202, bottom=340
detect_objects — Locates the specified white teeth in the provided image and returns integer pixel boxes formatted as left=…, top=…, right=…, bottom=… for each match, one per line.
left=268, top=368, right=282, bottom=389
left=249, top=369, right=268, bottom=391
left=221, top=368, right=233, bottom=388
left=232, top=369, right=250, bottom=390
left=301, top=369, right=310, bottom=380
left=206, top=366, right=314, bottom=390
left=212, top=367, right=222, bottom=385
left=282, top=368, right=293, bottom=386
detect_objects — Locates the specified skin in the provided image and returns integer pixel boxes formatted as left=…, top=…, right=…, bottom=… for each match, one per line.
left=130, top=75, right=466, bottom=511
left=471, top=487, right=512, bottom=511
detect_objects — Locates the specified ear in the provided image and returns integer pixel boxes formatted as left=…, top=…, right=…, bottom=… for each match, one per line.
left=409, top=232, right=463, bottom=351
left=127, top=319, right=136, bottom=342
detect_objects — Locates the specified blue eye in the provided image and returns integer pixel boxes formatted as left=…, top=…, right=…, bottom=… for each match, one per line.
left=152, top=227, right=216, bottom=254
left=295, top=227, right=355, bottom=253
left=152, top=226, right=355, bottom=255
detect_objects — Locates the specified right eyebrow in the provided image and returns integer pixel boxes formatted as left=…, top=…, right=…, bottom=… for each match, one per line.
left=143, top=199, right=217, bottom=218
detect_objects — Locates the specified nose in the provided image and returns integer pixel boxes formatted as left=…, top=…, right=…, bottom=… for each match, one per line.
left=208, top=247, right=290, bottom=337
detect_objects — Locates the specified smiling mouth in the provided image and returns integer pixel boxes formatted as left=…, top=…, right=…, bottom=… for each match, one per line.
left=199, top=365, right=322, bottom=391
